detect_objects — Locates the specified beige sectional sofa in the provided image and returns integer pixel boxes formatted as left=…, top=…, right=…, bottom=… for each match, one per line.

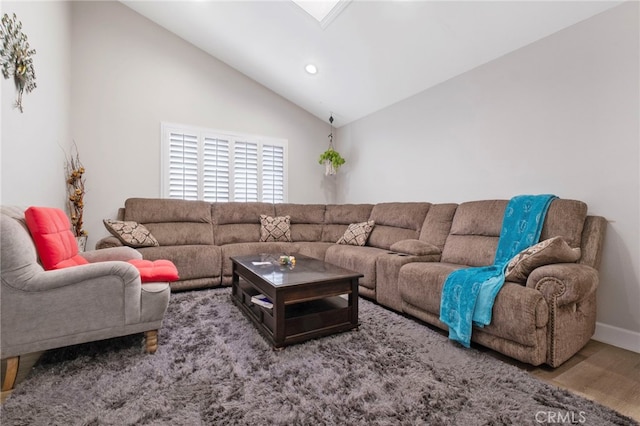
left=97, top=197, right=606, bottom=367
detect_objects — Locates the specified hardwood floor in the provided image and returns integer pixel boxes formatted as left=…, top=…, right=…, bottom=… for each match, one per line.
left=487, top=340, right=640, bottom=422
left=2, top=340, right=639, bottom=421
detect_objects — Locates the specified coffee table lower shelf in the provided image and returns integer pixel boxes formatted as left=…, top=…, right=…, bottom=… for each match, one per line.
left=232, top=280, right=358, bottom=348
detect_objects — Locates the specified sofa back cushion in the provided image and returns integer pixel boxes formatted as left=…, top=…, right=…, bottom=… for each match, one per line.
left=538, top=199, right=587, bottom=248
left=123, top=198, right=213, bottom=246
left=275, top=204, right=325, bottom=242
left=366, top=202, right=431, bottom=250
left=441, top=200, right=508, bottom=266
left=322, top=204, right=374, bottom=242
left=24, top=206, right=89, bottom=270
left=440, top=199, right=588, bottom=267
left=213, top=202, right=275, bottom=245
left=418, top=203, right=458, bottom=251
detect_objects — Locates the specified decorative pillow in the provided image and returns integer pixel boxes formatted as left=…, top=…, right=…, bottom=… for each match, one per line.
left=505, top=236, right=581, bottom=283
left=390, top=239, right=440, bottom=256
left=24, top=206, right=89, bottom=270
left=259, top=215, right=292, bottom=242
left=103, top=219, right=159, bottom=248
left=337, top=220, right=375, bottom=246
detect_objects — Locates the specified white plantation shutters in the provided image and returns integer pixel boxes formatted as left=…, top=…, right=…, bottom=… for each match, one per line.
left=168, top=131, right=199, bottom=200
left=233, top=141, right=259, bottom=202
left=203, top=136, right=230, bottom=202
left=262, top=143, right=285, bottom=203
left=162, top=123, right=287, bottom=203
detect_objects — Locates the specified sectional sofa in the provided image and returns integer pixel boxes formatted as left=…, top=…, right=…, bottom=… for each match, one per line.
left=97, top=197, right=607, bottom=367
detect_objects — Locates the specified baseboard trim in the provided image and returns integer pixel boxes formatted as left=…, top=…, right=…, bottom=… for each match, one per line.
left=592, top=322, right=640, bottom=353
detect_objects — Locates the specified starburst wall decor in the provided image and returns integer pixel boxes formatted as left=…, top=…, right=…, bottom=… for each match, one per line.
left=0, top=13, right=37, bottom=113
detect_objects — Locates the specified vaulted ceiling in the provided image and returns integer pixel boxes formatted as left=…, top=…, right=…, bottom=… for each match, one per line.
left=122, top=1, right=623, bottom=127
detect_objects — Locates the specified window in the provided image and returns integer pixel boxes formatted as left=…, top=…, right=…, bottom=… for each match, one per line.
left=162, top=123, right=287, bottom=203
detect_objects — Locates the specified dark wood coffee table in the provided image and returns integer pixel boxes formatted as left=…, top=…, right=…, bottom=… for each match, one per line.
left=230, top=254, right=362, bottom=348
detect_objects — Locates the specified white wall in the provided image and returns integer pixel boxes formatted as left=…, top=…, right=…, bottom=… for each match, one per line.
left=1, top=1, right=71, bottom=209
left=70, top=1, right=330, bottom=248
left=337, top=2, right=640, bottom=350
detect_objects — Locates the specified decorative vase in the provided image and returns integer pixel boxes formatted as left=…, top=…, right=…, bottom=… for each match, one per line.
left=76, top=235, right=87, bottom=252
left=324, top=161, right=336, bottom=176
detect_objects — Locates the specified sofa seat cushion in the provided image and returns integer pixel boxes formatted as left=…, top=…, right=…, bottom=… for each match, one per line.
left=399, top=262, right=464, bottom=316
left=137, top=245, right=221, bottom=281
left=127, top=259, right=179, bottom=283
left=324, top=244, right=389, bottom=290
left=399, top=262, right=549, bottom=347
left=24, top=206, right=89, bottom=270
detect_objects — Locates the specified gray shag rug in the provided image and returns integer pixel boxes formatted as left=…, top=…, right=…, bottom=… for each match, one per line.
left=1, top=288, right=636, bottom=426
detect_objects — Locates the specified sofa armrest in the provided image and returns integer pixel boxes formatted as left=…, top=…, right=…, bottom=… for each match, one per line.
left=15, top=261, right=140, bottom=293
left=1, top=262, right=144, bottom=356
left=389, top=239, right=441, bottom=256
left=95, top=235, right=124, bottom=250
left=525, top=263, right=599, bottom=307
left=80, top=246, right=142, bottom=263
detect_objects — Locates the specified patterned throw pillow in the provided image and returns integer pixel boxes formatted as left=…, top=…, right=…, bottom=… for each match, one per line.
left=259, top=215, right=292, bottom=242
left=337, top=220, right=375, bottom=247
left=505, top=236, right=581, bottom=283
left=103, top=219, right=159, bottom=248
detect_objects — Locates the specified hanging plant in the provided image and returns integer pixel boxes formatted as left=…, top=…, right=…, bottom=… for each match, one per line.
left=318, top=148, right=346, bottom=176
left=318, top=114, right=346, bottom=176
left=0, top=13, right=37, bottom=113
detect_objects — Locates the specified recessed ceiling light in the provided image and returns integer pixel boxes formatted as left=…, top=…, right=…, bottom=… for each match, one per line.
left=305, top=64, right=318, bottom=75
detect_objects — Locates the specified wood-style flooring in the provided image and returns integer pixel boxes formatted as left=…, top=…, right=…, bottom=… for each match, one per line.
left=487, top=340, right=640, bottom=422
left=2, top=340, right=639, bottom=421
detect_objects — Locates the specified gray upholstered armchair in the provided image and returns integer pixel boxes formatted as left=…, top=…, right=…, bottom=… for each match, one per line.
left=0, top=207, right=171, bottom=398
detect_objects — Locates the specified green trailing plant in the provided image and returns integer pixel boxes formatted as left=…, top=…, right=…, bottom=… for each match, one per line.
left=318, top=148, right=346, bottom=170
left=318, top=114, right=345, bottom=175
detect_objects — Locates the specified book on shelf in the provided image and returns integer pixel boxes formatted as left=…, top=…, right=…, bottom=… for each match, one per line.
left=251, top=294, right=273, bottom=309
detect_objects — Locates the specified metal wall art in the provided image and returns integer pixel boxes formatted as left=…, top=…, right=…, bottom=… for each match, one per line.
left=1, top=13, right=36, bottom=113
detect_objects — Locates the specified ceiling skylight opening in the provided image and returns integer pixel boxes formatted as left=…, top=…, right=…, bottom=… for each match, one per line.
left=305, top=64, right=318, bottom=75
left=291, top=0, right=351, bottom=29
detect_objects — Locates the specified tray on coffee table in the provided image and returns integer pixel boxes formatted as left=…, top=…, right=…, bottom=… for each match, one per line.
left=230, top=254, right=362, bottom=348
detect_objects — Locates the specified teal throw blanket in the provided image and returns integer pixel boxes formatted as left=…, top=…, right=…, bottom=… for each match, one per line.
left=439, top=194, right=556, bottom=347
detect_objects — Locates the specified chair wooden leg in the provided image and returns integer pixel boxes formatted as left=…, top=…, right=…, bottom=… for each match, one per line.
left=144, top=330, right=158, bottom=354
left=1, top=356, right=19, bottom=402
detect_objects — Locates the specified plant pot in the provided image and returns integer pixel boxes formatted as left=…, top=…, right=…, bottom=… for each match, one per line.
left=324, top=161, right=337, bottom=176
left=76, top=235, right=88, bottom=252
